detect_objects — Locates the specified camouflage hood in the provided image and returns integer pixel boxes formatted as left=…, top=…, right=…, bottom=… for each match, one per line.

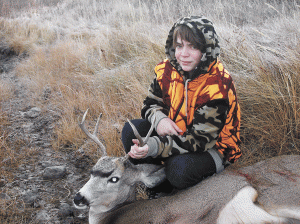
left=165, top=16, right=220, bottom=78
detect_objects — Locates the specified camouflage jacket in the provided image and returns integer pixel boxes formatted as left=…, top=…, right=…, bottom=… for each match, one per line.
left=141, top=16, right=241, bottom=163
left=142, top=59, right=241, bottom=163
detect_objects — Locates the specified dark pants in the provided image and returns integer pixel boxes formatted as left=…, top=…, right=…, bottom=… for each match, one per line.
left=121, top=119, right=216, bottom=190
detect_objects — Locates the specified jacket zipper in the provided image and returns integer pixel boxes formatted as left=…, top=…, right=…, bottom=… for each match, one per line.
left=172, top=78, right=191, bottom=124
left=185, top=78, right=191, bottom=120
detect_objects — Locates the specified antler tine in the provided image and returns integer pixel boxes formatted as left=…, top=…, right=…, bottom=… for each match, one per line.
left=127, top=119, right=145, bottom=147
left=79, top=109, right=107, bottom=156
left=124, top=154, right=130, bottom=160
left=127, top=117, right=156, bottom=147
left=123, top=118, right=156, bottom=160
left=143, top=116, right=155, bottom=144
left=124, top=118, right=155, bottom=160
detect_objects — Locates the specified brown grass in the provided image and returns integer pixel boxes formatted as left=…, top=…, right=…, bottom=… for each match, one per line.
left=0, top=0, right=299, bottom=223
left=0, top=0, right=299, bottom=169
left=0, top=198, right=34, bottom=224
left=0, top=79, right=13, bottom=102
left=0, top=0, right=62, bottom=18
left=0, top=116, right=40, bottom=224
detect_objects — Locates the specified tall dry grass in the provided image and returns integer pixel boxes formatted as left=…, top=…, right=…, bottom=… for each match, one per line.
left=0, top=0, right=299, bottom=165
left=218, top=9, right=300, bottom=165
left=0, top=0, right=62, bottom=18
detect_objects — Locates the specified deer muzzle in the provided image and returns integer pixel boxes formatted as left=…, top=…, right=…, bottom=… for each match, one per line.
left=74, top=192, right=89, bottom=209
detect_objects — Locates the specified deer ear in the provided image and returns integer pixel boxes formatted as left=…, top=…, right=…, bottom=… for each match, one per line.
left=136, top=164, right=166, bottom=188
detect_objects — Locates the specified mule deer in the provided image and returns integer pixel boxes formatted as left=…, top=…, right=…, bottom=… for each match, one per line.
left=74, top=110, right=300, bottom=224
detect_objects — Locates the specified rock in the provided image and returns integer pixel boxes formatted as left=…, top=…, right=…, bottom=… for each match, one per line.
left=35, top=210, right=51, bottom=222
left=39, top=161, right=54, bottom=168
left=21, top=189, right=39, bottom=206
left=43, top=166, right=67, bottom=180
left=74, top=154, right=93, bottom=169
left=58, top=202, right=74, bottom=218
left=22, top=122, right=34, bottom=130
left=42, top=87, right=52, bottom=100
left=18, top=173, right=29, bottom=179
left=23, top=107, right=41, bottom=118
left=66, top=217, right=75, bottom=224
left=0, top=193, right=11, bottom=201
left=0, top=179, right=6, bottom=187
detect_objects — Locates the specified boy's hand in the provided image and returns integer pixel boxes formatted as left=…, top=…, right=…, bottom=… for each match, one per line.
left=128, top=139, right=149, bottom=159
left=156, top=118, right=183, bottom=136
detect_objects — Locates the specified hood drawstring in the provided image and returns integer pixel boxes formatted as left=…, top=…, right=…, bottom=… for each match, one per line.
left=185, top=78, right=191, bottom=120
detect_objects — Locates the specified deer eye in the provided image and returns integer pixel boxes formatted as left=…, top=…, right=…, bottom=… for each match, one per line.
left=108, top=177, right=119, bottom=183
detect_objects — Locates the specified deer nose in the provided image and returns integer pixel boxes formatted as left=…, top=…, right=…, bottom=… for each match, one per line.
left=74, top=192, right=89, bottom=206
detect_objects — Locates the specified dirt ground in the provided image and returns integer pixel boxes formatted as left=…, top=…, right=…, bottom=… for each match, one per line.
left=0, top=39, right=93, bottom=223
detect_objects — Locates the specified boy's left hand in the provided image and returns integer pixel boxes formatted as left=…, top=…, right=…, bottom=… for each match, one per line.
left=128, top=139, right=149, bottom=159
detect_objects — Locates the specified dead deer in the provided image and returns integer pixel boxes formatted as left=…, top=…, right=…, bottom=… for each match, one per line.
left=73, top=110, right=300, bottom=224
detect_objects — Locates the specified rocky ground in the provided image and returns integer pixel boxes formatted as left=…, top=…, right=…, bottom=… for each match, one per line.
left=0, top=40, right=94, bottom=223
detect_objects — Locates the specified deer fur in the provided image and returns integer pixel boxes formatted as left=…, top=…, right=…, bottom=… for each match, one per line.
left=74, top=110, right=300, bottom=223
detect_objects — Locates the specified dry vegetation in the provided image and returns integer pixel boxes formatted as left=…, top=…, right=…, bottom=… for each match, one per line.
left=0, top=0, right=299, bottom=223
left=0, top=0, right=299, bottom=191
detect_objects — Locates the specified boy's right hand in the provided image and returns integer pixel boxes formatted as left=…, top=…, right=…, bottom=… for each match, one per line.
left=156, top=118, right=183, bottom=136
left=128, top=139, right=149, bottom=159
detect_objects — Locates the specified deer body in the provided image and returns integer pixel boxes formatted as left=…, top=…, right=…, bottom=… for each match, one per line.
left=85, top=155, right=299, bottom=224
left=74, top=110, right=300, bottom=223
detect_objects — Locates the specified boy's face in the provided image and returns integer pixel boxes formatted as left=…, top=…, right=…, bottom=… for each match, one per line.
left=175, top=36, right=202, bottom=74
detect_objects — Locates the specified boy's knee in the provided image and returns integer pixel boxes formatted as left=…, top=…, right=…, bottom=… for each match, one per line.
left=165, top=152, right=217, bottom=190
left=166, top=170, right=190, bottom=190
left=165, top=155, right=193, bottom=189
left=121, top=121, right=130, bottom=136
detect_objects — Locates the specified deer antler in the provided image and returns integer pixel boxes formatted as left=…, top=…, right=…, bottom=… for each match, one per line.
left=127, top=116, right=156, bottom=147
left=79, top=109, right=107, bottom=156
left=79, top=109, right=156, bottom=159
left=124, top=118, right=155, bottom=160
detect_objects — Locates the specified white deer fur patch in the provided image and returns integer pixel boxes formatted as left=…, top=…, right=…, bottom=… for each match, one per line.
left=217, top=186, right=287, bottom=224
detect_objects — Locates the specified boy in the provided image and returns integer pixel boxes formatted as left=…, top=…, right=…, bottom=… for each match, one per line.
left=122, top=16, right=241, bottom=197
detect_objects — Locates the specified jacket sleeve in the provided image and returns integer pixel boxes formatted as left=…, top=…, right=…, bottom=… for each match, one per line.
left=146, top=99, right=229, bottom=158
left=141, top=76, right=170, bottom=129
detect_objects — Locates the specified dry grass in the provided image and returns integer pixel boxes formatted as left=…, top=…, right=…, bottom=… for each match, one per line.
left=0, top=0, right=62, bottom=18
left=0, top=198, right=34, bottom=224
left=0, top=116, right=39, bottom=224
left=0, top=79, right=13, bottom=102
left=0, top=0, right=299, bottom=166
left=217, top=10, right=300, bottom=165
left=0, top=0, right=299, bottom=223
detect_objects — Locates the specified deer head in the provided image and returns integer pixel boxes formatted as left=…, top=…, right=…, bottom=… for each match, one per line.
left=73, top=109, right=165, bottom=222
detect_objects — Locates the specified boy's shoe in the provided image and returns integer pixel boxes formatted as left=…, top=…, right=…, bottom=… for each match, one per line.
left=147, top=189, right=167, bottom=199
left=147, top=188, right=179, bottom=200
left=146, top=180, right=176, bottom=199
